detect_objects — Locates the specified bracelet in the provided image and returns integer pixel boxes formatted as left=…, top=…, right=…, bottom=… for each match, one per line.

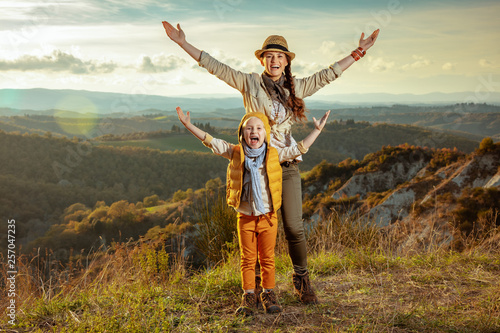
left=350, top=47, right=366, bottom=61
left=351, top=51, right=360, bottom=61
left=357, top=47, right=366, bottom=56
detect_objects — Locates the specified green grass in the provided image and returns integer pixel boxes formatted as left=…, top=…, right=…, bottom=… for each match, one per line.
left=2, top=243, right=499, bottom=332
left=97, top=133, right=237, bottom=152
left=2, top=208, right=499, bottom=332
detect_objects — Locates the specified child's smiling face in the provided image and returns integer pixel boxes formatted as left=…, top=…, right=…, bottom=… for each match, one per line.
left=243, top=117, right=266, bottom=149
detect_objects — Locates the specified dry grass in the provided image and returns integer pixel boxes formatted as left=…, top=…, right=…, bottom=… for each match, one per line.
left=1, top=214, right=499, bottom=332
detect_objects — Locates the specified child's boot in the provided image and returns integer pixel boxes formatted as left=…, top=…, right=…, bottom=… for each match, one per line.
left=235, top=292, right=257, bottom=316
left=260, top=290, right=282, bottom=314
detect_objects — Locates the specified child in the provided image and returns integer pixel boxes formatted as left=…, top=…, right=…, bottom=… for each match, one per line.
left=176, top=106, right=329, bottom=315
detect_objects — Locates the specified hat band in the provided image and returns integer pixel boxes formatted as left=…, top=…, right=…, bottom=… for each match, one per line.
left=263, top=43, right=289, bottom=52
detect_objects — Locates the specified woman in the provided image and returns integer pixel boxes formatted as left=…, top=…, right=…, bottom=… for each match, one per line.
left=162, top=21, right=379, bottom=304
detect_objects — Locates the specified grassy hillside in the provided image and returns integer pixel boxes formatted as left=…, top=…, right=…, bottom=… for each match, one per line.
left=98, top=133, right=238, bottom=152
left=2, top=212, right=499, bottom=332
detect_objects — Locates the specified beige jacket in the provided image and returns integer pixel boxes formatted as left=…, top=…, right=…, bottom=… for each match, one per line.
left=198, top=51, right=343, bottom=139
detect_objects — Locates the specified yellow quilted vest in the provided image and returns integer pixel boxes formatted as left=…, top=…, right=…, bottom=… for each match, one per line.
left=226, top=112, right=282, bottom=211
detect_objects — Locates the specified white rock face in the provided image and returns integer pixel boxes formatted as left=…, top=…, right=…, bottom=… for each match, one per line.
left=485, top=172, right=500, bottom=188
left=332, top=159, right=427, bottom=200
left=369, top=188, right=416, bottom=226
left=451, top=154, right=499, bottom=189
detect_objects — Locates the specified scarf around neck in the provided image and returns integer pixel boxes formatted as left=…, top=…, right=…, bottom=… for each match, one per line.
left=262, top=73, right=290, bottom=111
left=242, top=141, right=267, bottom=215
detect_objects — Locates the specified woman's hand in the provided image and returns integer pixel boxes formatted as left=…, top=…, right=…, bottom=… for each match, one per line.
left=162, top=21, right=186, bottom=46
left=313, top=110, right=330, bottom=131
left=176, top=106, right=191, bottom=126
left=161, top=21, right=202, bottom=61
left=359, top=29, right=380, bottom=50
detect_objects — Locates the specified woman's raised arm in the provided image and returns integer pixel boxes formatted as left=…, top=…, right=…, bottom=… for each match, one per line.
left=162, top=21, right=202, bottom=62
left=337, top=29, right=380, bottom=71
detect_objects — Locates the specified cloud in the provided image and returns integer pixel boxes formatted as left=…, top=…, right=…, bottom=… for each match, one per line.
left=8, top=0, right=177, bottom=26
left=0, top=50, right=117, bottom=74
left=479, top=58, right=497, bottom=68
left=401, top=55, right=431, bottom=71
left=138, top=54, right=187, bottom=73
left=442, top=62, right=455, bottom=71
left=368, top=57, right=395, bottom=72
left=291, top=61, right=324, bottom=76
left=315, top=40, right=337, bottom=55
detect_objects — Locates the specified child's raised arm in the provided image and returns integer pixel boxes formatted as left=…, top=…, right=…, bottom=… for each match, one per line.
left=176, top=106, right=206, bottom=141
left=302, top=110, right=330, bottom=149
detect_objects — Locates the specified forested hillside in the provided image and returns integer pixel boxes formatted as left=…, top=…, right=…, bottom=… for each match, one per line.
left=0, top=131, right=228, bottom=249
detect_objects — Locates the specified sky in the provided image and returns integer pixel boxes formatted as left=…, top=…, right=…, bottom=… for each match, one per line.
left=1, top=0, right=499, bottom=101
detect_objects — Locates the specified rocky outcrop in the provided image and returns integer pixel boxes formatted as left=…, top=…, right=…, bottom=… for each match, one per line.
left=450, top=154, right=499, bottom=189
left=328, top=149, right=500, bottom=226
left=332, top=159, right=428, bottom=200
left=485, top=171, right=500, bottom=188
left=369, top=187, right=416, bottom=226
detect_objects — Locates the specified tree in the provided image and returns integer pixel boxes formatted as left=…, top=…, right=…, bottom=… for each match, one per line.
left=205, top=178, right=222, bottom=194
left=478, top=137, right=495, bottom=153
left=144, top=194, right=160, bottom=208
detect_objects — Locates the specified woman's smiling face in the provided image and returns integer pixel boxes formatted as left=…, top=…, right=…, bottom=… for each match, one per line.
left=260, top=51, right=288, bottom=81
left=243, top=117, right=266, bottom=149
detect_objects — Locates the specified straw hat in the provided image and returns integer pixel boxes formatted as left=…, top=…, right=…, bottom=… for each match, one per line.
left=254, top=35, right=295, bottom=60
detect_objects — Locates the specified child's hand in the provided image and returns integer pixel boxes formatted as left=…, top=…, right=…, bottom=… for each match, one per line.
left=312, top=110, right=330, bottom=131
left=176, top=106, right=191, bottom=126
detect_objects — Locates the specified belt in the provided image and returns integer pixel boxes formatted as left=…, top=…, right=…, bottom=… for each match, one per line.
left=280, top=159, right=298, bottom=167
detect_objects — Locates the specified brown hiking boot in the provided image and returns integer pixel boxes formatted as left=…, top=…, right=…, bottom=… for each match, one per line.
left=255, top=276, right=263, bottom=309
left=260, top=290, right=282, bottom=314
left=235, top=292, right=257, bottom=316
left=292, top=272, right=319, bottom=304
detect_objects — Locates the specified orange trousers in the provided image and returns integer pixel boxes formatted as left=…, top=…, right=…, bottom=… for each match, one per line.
left=237, top=211, right=278, bottom=291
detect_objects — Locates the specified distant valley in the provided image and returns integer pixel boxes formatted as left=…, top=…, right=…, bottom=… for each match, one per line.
left=1, top=88, right=500, bottom=115
left=1, top=103, right=498, bottom=142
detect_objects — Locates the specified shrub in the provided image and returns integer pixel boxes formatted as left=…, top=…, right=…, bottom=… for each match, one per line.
left=193, top=188, right=237, bottom=265
left=428, top=148, right=465, bottom=171
left=478, top=137, right=495, bottom=153
left=452, top=187, right=500, bottom=236
left=132, top=240, right=169, bottom=281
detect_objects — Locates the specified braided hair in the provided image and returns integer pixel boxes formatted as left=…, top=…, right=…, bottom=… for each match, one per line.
left=284, top=55, right=307, bottom=123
